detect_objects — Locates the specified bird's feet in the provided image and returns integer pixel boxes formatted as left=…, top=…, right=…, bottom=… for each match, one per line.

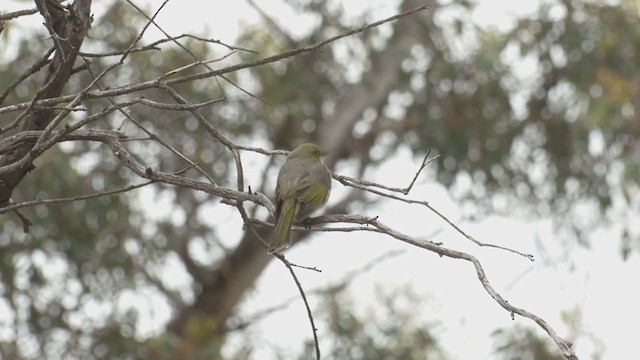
left=300, top=217, right=314, bottom=230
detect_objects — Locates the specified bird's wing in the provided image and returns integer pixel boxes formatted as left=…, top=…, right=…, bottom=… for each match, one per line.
left=294, top=164, right=330, bottom=219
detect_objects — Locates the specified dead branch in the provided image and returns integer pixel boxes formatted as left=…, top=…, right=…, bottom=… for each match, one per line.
left=0, top=0, right=92, bottom=206
left=0, top=2, right=579, bottom=359
left=0, top=3, right=433, bottom=116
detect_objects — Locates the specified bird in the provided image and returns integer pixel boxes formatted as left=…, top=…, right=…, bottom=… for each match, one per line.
left=268, top=143, right=332, bottom=253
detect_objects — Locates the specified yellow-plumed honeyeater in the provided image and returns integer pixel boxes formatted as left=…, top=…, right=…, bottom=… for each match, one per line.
left=269, top=143, right=332, bottom=253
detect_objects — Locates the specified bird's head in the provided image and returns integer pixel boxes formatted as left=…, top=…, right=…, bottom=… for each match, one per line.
left=288, top=143, right=324, bottom=162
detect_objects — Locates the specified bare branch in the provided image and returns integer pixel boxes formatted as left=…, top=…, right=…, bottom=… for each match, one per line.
left=85, top=129, right=270, bottom=208
left=0, top=0, right=92, bottom=207
left=336, top=173, right=535, bottom=260
left=0, top=8, right=39, bottom=21
left=0, top=178, right=154, bottom=214
left=120, top=0, right=171, bottom=63
left=163, top=52, right=237, bottom=78
left=125, top=0, right=272, bottom=105
left=363, top=217, right=576, bottom=360
left=0, top=2, right=434, bottom=116
left=176, top=34, right=258, bottom=54
left=8, top=203, right=32, bottom=233
left=336, top=152, right=439, bottom=195
left=157, top=84, right=246, bottom=192
left=0, top=3, right=578, bottom=359
left=79, top=54, right=220, bottom=187
left=0, top=47, right=54, bottom=107
left=35, top=0, right=68, bottom=62
left=233, top=199, right=321, bottom=359
left=18, top=126, right=570, bottom=358
left=131, top=95, right=227, bottom=111
left=281, top=256, right=321, bottom=359
left=125, top=0, right=256, bottom=53
left=79, top=34, right=256, bottom=58
left=255, top=212, right=574, bottom=360
left=78, top=44, right=161, bottom=57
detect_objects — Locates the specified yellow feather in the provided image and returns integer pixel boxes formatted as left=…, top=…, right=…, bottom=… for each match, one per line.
left=269, top=198, right=297, bottom=253
left=268, top=143, right=331, bottom=253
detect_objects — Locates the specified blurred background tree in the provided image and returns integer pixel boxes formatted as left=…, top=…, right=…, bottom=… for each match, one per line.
left=492, top=326, right=567, bottom=360
left=296, top=286, right=446, bottom=360
left=0, top=0, right=638, bottom=358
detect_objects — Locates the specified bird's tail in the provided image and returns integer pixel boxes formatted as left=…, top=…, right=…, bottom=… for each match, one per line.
left=268, top=198, right=296, bottom=253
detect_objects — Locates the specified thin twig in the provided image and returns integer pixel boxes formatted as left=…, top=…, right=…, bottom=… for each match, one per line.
left=120, top=0, right=172, bottom=63
left=163, top=52, right=237, bottom=78
left=35, top=0, right=67, bottom=62
left=0, top=47, right=54, bottom=106
left=0, top=93, right=226, bottom=176
left=277, top=253, right=321, bottom=360
left=125, top=0, right=271, bottom=105
left=158, top=84, right=245, bottom=191
left=0, top=180, right=153, bottom=214
left=336, top=152, right=439, bottom=195
left=0, top=3, right=434, bottom=116
left=227, top=250, right=405, bottom=333
left=233, top=202, right=322, bottom=360
left=168, top=33, right=257, bottom=54
left=10, top=204, right=32, bottom=233
left=79, top=34, right=256, bottom=57
left=5, top=0, right=169, bottom=180
left=0, top=8, right=39, bottom=21
left=79, top=44, right=161, bottom=57
left=0, top=49, right=68, bottom=135
left=336, top=171, right=535, bottom=261
left=253, top=213, right=575, bottom=360
left=15, top=119, right=574, bottom=360
left=79, top=55, right=220, bottom=186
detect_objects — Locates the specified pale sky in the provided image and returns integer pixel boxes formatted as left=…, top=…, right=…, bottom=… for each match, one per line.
left=3, top=1, right=639, bottom=359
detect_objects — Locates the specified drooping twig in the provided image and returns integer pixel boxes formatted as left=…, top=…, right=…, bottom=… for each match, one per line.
left=279, top=254, right=321, bottom=360
left=124, top=0, right=272, bottom=105
left=233, top=201, right=322, bottom=359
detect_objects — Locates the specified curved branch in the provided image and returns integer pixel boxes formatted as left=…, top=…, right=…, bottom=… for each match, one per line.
left=273, top=213, right=577, bottom=360
left=43, top=125, right=574, bottom=359
left=3, top=128, right=576, bottom=359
